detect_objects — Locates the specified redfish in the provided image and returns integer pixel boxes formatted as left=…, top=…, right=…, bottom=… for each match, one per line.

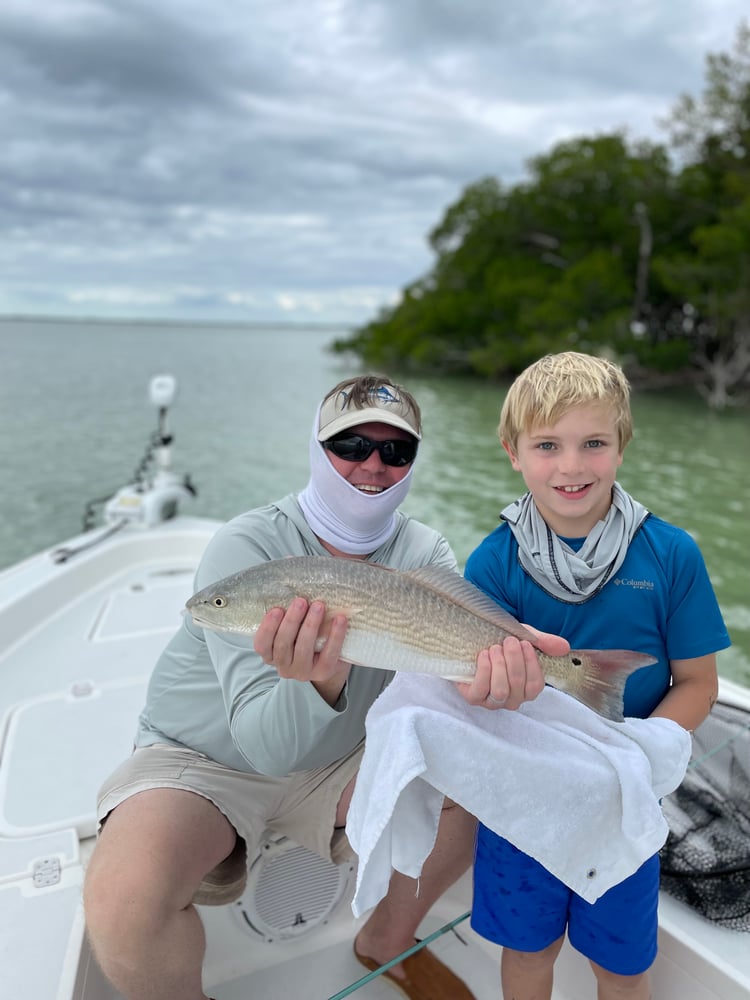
left=186, top=556, right=655, bottom=721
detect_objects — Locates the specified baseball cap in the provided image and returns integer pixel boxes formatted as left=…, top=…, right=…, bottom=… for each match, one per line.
left=317, top=382, right=421, bottom=441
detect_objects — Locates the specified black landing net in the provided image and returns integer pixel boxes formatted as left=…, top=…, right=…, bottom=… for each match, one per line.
left=660, top=700, right=750, bottom=931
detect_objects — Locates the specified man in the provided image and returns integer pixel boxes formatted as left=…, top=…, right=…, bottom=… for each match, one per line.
left=84, top=374, right=564, bottom=1000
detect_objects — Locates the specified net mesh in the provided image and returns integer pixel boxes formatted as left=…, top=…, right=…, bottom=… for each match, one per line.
left=659, top=701, right=750, bottom=930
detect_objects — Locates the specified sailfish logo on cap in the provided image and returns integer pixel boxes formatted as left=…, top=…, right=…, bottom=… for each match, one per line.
left=372, top=386, right=400, bottom=405
left=336, top=385, right=402, bottom=411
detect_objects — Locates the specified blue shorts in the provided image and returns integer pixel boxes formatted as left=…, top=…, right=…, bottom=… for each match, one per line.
left=471, top=826, right=659, bottom=976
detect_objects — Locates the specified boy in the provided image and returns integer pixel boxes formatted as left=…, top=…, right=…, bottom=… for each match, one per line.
left=466, top=352, right=731, bottom=1000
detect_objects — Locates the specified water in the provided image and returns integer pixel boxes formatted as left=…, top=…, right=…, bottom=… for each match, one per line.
left=1, top=317, right=748, bottom=684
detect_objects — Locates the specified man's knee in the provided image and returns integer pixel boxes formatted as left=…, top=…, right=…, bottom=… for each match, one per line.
left=83, top=861, right=115, bottom=945
left=84, top=849, right=155, bottom=949
left=83, top=820, right=185, bottom=957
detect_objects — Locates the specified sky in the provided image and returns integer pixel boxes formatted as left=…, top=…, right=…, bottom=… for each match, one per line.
left=1, top=1, right=747, bottom=327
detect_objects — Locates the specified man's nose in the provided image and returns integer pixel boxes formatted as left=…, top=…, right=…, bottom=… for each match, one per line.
left=359, top=448, right=387, bottom=471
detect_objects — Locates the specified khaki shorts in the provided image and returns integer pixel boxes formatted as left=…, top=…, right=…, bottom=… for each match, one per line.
left=97, top=741, right=364, bottom=899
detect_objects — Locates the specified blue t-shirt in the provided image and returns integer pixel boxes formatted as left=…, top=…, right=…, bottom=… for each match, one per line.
left=465, top=513, right=731, bottom=718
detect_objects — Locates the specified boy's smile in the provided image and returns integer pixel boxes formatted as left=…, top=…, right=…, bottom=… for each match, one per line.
left=503, top=403, right=624, bottom=538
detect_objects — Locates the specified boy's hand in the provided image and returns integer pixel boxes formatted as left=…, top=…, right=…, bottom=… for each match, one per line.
left=457, top=626, right=569, bottom=711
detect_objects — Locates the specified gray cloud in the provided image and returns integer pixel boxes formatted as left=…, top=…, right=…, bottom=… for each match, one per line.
left=0, top=0, right=746, bottom=323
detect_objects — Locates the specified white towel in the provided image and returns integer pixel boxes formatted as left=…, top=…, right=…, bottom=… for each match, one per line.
left=347, top=673, right=692, bottom=914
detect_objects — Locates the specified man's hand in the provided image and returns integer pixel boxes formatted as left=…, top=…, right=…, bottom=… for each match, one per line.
left=456, top=626, right=570, bottom=711
left=253, top=599, right=351, bottom=705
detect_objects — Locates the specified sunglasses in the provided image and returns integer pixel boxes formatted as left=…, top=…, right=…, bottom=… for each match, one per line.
left=323, top=433, right=418, bottom=467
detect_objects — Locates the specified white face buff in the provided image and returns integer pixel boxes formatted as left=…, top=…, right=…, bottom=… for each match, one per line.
left=297, top=405, right=415, bottom=555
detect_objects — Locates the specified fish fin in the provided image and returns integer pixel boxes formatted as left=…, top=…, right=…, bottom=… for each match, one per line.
left=562, top=648, right=656, bottom=722
left=401, top=565, right=537, bottom=642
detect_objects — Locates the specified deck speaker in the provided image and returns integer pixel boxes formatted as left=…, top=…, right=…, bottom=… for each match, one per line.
left=233, top=833, right=354, bottom=942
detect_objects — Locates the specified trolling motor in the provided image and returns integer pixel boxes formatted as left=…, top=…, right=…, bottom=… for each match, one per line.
left=101, top=374, right=197, bottom=529
left=52, top=376, right=197, bottom=563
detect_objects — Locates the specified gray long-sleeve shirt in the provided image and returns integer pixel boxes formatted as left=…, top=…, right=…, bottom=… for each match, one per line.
left=136, top=495, right=457, bottom=775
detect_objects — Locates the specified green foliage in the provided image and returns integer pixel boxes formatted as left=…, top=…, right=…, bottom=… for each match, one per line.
left=333, top=23, right=750, bottom=406
left=624, top=337, right=694, bottom=374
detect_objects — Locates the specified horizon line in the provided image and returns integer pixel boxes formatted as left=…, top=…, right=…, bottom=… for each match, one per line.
left=0, top=312, right=355, bottom=331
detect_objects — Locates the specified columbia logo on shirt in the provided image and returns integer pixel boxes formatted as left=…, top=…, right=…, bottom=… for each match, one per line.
left=613, top=577, right=655, bottom=591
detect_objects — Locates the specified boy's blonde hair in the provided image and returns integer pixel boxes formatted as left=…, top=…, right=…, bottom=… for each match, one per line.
left=498, top=352, right=633, bottom=452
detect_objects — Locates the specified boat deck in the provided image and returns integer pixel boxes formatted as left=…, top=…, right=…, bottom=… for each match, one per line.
left=0, top=519, right=748, bottom=1000
left=0, top=521, right=216, bottom=1000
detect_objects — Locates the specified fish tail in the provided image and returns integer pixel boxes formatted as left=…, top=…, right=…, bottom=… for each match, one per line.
left=567, top=648, right=656, bottom=722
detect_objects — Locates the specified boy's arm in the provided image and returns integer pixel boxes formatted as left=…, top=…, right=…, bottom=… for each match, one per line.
left=649, top=654, right=719, bottom=732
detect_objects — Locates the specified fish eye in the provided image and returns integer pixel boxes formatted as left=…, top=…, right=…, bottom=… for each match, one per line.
left=571, top=656, right=582, bottom=666
left=212, top=596, right=227, bottom=608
